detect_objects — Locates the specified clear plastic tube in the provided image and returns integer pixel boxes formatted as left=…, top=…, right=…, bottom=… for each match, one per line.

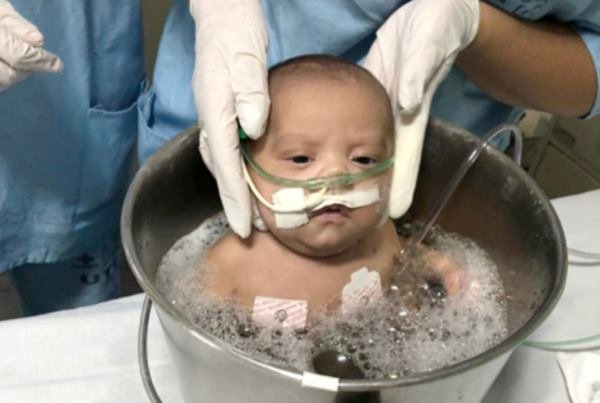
left=412, top=123, right=523, bottom=244
left=240, top=141, right=394, bottom=191
left=523, top=334, right=600, bottom=351
left=568, top=247, right=600, bottom=261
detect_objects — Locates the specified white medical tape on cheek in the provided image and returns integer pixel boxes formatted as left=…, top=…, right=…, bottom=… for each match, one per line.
left=273, top=186, right=381, bottom=229
left=241, top=156, right=383, bottom=229
left=272, top=188, right=311, bottom=229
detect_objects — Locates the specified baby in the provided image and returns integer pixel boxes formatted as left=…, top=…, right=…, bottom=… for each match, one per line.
left=203, top=55, right=462, bottom=329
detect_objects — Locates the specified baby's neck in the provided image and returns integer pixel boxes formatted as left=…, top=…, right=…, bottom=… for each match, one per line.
left=250, top=221, right=399, bottom=270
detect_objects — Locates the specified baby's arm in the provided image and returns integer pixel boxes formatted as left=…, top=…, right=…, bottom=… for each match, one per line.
left=395, top=232, right=465, bottom=297
left=421, top=248, right=464, bottom=296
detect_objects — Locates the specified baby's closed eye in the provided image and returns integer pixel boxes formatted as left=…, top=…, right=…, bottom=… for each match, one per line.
left=351, top=155, right=379, bottom=166
left=289, top=155, right=312, bottom=165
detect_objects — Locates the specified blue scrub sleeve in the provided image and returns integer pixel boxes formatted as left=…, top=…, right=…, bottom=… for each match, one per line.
left=574, top=27, right=600, bottom=118
left=262, top=0, right=405, bottom=65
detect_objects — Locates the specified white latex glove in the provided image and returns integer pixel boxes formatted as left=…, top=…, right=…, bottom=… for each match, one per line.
left=0, top=0, right=62, bottom=92
left=364, top=0, right=479, bottom=218
left=190, top=0, right=269, bottom=238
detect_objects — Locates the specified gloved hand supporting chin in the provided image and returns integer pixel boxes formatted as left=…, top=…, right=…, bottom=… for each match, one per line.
left=364, top=0, right=479, bottom=218
left=0, top=0, right=62, bottom=92
left=190, top=0, right=270, bottom=238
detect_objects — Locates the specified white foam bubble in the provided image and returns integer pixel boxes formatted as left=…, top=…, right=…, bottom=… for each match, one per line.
left=155, top=213, right=508, bottom=378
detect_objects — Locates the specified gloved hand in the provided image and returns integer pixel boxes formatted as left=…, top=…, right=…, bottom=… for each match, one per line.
left=364, top=0, right=479, bottom=218
left=0, top=0, right=62, bottom=92
left=190, top=0, right=270, bottom=238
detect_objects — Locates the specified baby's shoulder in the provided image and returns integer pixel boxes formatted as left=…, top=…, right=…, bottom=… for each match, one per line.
left=205, top=232, right=248, bottom=271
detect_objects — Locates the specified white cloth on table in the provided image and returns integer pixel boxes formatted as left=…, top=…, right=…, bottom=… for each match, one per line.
left=0, top=294, right=182, bottom=403
left=484, top=189, right=600, bottom=403
left=526, top=189, right=600, bottom=347
left=0, top=190, right=598, bottom=402
left=557, top=352, right=600, bottom=403
left=538, top=190, right=600, bottom=403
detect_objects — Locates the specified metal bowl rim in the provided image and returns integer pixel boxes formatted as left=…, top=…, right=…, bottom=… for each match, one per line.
left=120, top=119, right=567, bottom=391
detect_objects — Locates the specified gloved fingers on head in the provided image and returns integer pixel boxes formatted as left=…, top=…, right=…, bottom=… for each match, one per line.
left=208, top=130, right=253, bottom=237
left=198, top=128, right=215, bottom=176
left=388, top=98, right=431, bottom=218
left=198, top=91, right=253, bottom=237
left=0, top=58, right=28, bottom=91
left=388, top=151, right=419, bottom=219
left=230, top=53, right=269, bottom=140
left=397, top=47, right=449, bottom=114
left=200, top=126, right=251, bottom=238
left=192, top=49, right=231, bottom=127
left=363, top=39, right=389, bottom=90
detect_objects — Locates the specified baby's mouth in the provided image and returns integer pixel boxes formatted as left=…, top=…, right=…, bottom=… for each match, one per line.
left=309, top=204, right=350, bottom=218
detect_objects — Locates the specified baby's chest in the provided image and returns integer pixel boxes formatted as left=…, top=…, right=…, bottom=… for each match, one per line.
left=243, top=252, right=394, bottom=308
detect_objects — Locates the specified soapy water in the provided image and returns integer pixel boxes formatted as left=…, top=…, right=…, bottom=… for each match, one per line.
left=155, top=213, right=507, bottom=379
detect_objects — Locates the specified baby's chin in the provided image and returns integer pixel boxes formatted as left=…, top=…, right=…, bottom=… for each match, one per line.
left=273, top=228, right=361, bottom=258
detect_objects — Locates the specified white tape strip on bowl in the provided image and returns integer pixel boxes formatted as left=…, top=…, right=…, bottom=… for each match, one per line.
left=301, top=371, right=340, bottom=392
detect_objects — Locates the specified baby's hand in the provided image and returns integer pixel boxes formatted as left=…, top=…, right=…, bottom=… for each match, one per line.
left=422, top=250, right=465, bottom=296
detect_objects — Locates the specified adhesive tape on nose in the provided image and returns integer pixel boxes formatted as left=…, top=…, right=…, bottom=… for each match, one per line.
left=272, top=186, right=381, bottom=229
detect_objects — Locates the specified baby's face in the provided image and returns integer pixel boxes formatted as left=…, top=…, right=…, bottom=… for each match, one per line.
left=249, top=73, right=394, bottom=257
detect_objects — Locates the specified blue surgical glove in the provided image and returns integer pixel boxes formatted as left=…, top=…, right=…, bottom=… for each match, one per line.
left=190, top=0, right=270, bottom=238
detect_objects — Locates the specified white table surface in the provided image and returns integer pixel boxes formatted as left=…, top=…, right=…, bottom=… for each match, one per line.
left=1, top=190, right=599, bottom=403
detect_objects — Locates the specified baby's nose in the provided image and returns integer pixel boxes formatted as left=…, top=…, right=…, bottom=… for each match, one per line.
left=319, top=155, right=352, bottom=177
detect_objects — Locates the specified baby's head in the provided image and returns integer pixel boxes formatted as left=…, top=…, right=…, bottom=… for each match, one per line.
left=244, top=54, right=394, bottom=257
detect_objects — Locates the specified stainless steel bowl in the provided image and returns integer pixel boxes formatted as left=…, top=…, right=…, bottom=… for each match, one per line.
left=121, top=119, right=566, bottom=403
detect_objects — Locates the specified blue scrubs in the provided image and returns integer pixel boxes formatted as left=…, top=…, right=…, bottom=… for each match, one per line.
left=2, top=0, right=600, bottom=314
left=139, top=0, right=600, bottom=161
left=0, top=1, right=144, bottom=314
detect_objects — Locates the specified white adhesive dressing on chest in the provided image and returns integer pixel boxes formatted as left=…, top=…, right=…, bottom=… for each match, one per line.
left=251, top=267, right=383, bottom=329
left=340, top=267, right=383, bottom=315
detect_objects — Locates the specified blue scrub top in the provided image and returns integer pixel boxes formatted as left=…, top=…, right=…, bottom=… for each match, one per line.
left=2, top=0, right=600, bottom=271
left=139, top=0, right=600, bottom=162
left=0, top=1, right=144, bottom=272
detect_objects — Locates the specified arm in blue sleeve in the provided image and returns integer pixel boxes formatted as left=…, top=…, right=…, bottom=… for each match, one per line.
left=575, top=27, right=600, bottom=117
left=489, top=0, right=600, bottom=117
left=565, top=1, right=600, bottom=117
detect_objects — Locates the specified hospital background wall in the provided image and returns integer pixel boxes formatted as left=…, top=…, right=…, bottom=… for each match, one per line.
left=0, top=0, right=599, bottom=320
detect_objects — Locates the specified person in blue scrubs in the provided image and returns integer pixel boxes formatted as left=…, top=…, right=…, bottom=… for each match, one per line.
left=144, top=0, right=600, bottom=236
left=0, top=0, right=144, bottom=315
left=1, top=0, right=600, bottom=314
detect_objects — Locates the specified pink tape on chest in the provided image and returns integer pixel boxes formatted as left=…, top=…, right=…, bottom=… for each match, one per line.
left=252, top=296, right=309, bottom=329
left=251, top=268, right=383, bottom=330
